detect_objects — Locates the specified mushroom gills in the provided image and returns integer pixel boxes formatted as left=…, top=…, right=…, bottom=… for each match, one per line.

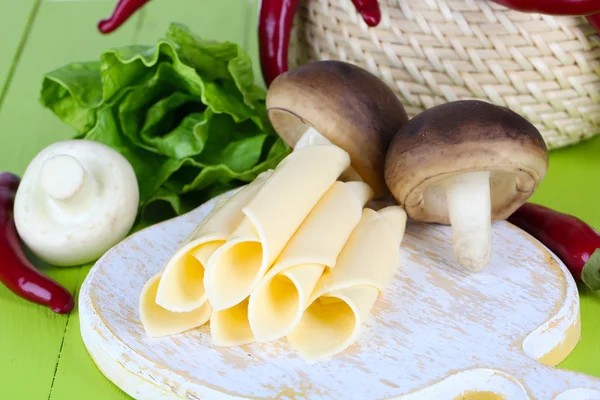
left=294, top=126, right=364, bottom=183
left=442, top=171, right=492, bottom=273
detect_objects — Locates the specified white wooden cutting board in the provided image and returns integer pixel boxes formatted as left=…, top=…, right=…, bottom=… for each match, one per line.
left=79, top=189, right=600, bottom=399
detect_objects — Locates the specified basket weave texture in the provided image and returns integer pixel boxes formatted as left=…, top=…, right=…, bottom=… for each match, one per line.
left=289, top=0, right=600, bottom=149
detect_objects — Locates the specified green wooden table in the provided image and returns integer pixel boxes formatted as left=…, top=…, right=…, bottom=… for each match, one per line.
left=0, top=0, right=599, bottom=398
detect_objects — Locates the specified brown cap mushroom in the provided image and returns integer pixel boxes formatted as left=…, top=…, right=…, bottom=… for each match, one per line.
left=266, top=60, right=409, bottom=198
left=384, top=100, right=549, bottom=272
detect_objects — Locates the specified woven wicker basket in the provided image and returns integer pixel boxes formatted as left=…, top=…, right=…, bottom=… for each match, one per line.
left=289, top=0, right=600, bottom=149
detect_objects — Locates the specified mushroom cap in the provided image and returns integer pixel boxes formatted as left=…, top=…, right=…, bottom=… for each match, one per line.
left=13, top=139, right=140, bottom=266
left=384, top=100, right=549, bottom=224
left=266, top=60, right=409, bottom=197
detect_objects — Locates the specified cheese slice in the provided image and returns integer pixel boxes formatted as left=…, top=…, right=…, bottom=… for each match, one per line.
left=204, top=145, right=351, bottom=311
left=210, top=298, right=255, bottom=347
left=286, top=285, right=378, bottom=362
left=295, top=126, right=362, bottom=183
left=154, top=170, right=273, bottom=312
left=139, top=273, right=212, bottom=338
left=287, top=206, right=408, bottom=362
left=247, top=181, right=374, bottom=342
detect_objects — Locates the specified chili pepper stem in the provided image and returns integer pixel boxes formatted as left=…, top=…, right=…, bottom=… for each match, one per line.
left=581, top=248, right=600, bottom=291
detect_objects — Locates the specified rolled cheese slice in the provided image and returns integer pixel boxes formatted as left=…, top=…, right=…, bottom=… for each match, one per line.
left=287, top=206, right=408, bottom=362
left=248, top=181, right=374, bottom=342
left=210, top=298, right=255, bottom=347
left=139, top=273, right=212, bottom=338
left=155, top=170, right=272, bottom=312
left=204, top=145, right=351, bottom=311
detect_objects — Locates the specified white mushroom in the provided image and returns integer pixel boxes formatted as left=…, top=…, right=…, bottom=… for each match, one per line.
left=14, top=139, right=139, bottom=266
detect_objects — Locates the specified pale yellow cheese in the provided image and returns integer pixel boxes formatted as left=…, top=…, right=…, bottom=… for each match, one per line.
left=139, top=273, right=211, bottom=338
left=310, top=206, right=407, bottom=296
left=210, top=298, right=255, bottom=347
left=287, top=206, right=407, bottom=362
left=287, top=285, right=378, bottom=362
left=154, top=170, right=272, bottom=312
left=247, top=181, right=373, bottom=341
left=204, top=145, right=351, bottom=311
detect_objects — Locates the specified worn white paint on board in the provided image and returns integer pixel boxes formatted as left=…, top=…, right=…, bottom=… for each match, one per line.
left=79, top=189, right=600, bottom=399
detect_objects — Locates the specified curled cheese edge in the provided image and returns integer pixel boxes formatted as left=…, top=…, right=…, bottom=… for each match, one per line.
left=247, top=181, right=374, bottom=342
left=154, top=170, right=273, bottom=312
left=204, top=145, right=351, bottom=312
left=139, top=273, right=212, bottom=338
left=210, top=298, right=255, bottom=347
left=287, top=206, right=408, bottom=362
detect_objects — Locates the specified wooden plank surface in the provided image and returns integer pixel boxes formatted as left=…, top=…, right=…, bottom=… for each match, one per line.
left=0, top=266, right=78, bottom=400
left=46, top=0, right=255, bottom=397
left=49, top=266, right=130, bottom=400
left=0, top=0, right=254, bottom=399
left=0, top=1, right=69, bottom=397
left=0, top=0, right=38, bottom=95
left=0, top=2, right=141, bottom=397
left=0, top=0, right=143, bottom=177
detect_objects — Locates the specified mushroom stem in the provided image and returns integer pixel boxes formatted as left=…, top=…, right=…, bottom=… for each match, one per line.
left=40, top=154, right=96, bottom=208
left=294, top=126, right=333, bottom=149
left=295, top=127, right=363, bottom=182
left=445, top=171, right=492, bottom=272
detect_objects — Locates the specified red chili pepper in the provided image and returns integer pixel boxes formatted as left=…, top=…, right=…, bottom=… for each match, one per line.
left=491, top=0, right=600, bottom=16
left=491, top=0, right=600, bottom=35
left=588, top=13, right=600, bottom=32
left=97, top=0, right=150, bottom=34
left=97, top=0, right=382, bottom=85
left=258, top=0, right=382, bottom=86
left=350, top=0, right=382, bottom=27
left=0, top=172, right=74, bottom=313
left=507, top=202, right=600, bottom=291
left=258, top=0, right=300, bottom=88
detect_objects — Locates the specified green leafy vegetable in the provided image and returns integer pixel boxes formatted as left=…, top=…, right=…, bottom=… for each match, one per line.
left=39, top=23, right=290, bottom=230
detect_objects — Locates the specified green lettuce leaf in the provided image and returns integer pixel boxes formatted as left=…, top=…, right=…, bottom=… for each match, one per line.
left=39, top=22, right=290, bottom=230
